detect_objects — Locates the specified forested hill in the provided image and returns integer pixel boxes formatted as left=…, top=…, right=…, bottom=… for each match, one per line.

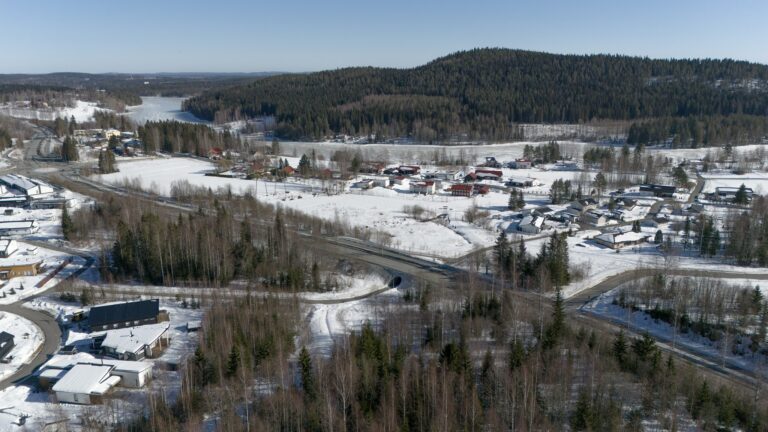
left=183, top=48, right=768, bottom=141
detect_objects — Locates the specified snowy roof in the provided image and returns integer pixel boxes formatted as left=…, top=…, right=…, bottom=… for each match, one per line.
left=0, top=240, right=16, bottom=253
left=0, top=220, right=36, bottom=229
left=594, top=231, right=650, bottom=244
left=52, top=364, right=118, bottom=395
left=101, top=322, right=170, bottom=355
left=40, top=353, right=152, bottom=374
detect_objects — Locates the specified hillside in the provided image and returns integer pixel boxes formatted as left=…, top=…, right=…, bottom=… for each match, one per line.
left=183, top=48, right=768, bottom=142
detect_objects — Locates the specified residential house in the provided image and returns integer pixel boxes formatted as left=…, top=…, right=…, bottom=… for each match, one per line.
left=38, top=357, right=153, bottom=391
left=507, top=159, right=533, bottom=169
left=582, top=210, right=608, bottom=227
left=506, top=178, right=534, bottom=188
left=99, top=322, right=171, bottom=360
left=639, top=184, right=676, bottom=198
left=569, top=198, right=598, bottom=213
left=390, top=176, right=408, bottom=186
left=482, top=157, right=502, bottom=168
left=88, top=299, right=166, bottom=332
left=518, top=215, right=544, bottom=234
left=474, top=169, right=503, bottom=181
left=52, top=364, right=121, bottom=405
left=450, top=184, right=473, bottom=197
left=593, top=231, right=651, bottom=249
left=398, top=165, right=421, bottom=175
left=409, top=181, right=436, bottom=195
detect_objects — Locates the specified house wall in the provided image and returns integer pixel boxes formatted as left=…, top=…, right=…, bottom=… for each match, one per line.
left=93, top=316, right=158, bottom=332
left=55, top=390, right=92, bottom=405
left=111, top=369, right=151, bottom=388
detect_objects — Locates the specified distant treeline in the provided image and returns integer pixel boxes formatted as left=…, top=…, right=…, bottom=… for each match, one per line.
left=627, top=114, right=768, bottom=147
left=183, top=48, right=768, bottom=141
left=137, top=121, right=238, bottom=156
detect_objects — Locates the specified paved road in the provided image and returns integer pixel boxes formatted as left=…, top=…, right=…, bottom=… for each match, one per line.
left=7, top=143, right=768, bottom=390
left=0, top=302, right=62, bottom=390
left=566, top=268, right=768, bottom=386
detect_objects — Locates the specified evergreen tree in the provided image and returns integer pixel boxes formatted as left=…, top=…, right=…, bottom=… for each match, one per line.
left=654, top=229, right=663, bottom=244
left=612, top=330, right=628, bottom=368
left=225, top=345, right=240, bottom=377
left=593, top=172, right=607, bottom=199
left=61, top=135, right=79, bottom=162
left=61, top=205, right=73, bottom=240
left=298, top=346, right=316, bottom=399
left=298, top=154, right=311, bottom=176
left=734, top=183, right=750, bottom=205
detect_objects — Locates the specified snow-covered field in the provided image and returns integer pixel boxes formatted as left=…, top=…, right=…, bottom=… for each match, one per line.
left=125, top=96, right=210, bottom=125
left=96, top=157, right=312, bottom=197
left=307, top=288, right=402, bottom=355
left=276, top=140, right=591, bottom=165
left=94, top=157, right=592, bottom=258
left=0, top=312, right=42, bottom=380
left=700, top=171, right=768, bottom=195
left=0, top=100, right=108, bottom=123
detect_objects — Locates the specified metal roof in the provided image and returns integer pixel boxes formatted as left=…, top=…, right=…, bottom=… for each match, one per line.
left=89, top=299, right=159, bottom=328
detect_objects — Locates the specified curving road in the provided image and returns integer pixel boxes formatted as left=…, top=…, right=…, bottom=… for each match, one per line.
left=0, top=303, right=61, bottom=390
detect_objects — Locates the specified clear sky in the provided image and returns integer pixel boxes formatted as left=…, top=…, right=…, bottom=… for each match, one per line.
left=1, top=0, right=766, bottom=73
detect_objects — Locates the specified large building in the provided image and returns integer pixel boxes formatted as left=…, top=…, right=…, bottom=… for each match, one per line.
left=0, top=174, right=54, bottom=198
left=88, top=299, right=164, bottom=331
left=0, top=259, right=43, bottom=279
left=0, top=220, right=40, bottom=236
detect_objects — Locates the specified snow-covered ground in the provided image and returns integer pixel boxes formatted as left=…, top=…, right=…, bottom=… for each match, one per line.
left=0, top=312, right=42, bottom=380
left=1, top=296, right=205, bottom=430
left=700, top=171, right=768, bottom=195
left=95, top=157, right=312, bottom=196
left=125, top=96, right=210, bottom=125
left=307, top=288, right=402, bottom=355
left=585, top=280, right=768, bottom=380
left=94, top=158, right=545, bottom=257
left=0, top=100, right=108, bottom=123
left=0, top=241, right=89, bottom=306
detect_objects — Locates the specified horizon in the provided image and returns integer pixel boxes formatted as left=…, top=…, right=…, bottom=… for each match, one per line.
left=2, top=0, right=767, bottom=74
left=3, top=47, right=768, bottom=76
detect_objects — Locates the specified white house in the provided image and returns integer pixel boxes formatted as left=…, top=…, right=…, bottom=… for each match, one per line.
left=100, top=322, right=171, bottom=360
left=593, top=231, right=651, bottom=249
left=38, top=355, right=153, bottom=391
left=518, top=215, right=544, bottom=234
left=0, top=220, right=39, bottom=236
left=52, top=364, right=121, bottom=405
left=409, top=181, right=436, bottom=195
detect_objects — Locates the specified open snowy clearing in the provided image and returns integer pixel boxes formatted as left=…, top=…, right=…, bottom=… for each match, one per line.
left=95, top=157, right=312, bottom=196
left=700, top=171, right=768, bottom=194
left=0, top=312, right=42, bottom=381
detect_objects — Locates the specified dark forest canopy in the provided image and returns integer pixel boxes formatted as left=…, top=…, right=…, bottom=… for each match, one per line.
left=183, top=48, right=768, bottom=142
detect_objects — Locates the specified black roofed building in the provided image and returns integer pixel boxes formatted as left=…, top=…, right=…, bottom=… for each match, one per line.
left=88, top=299, right=166, bottom=331
left=0, top=331, right=14, bottom=360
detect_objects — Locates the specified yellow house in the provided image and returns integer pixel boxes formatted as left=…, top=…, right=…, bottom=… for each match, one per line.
left=0, top=260, right=42, bottom=279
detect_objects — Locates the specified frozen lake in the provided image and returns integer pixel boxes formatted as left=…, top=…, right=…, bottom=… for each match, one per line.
left=125, top=96, right=210, bottom=125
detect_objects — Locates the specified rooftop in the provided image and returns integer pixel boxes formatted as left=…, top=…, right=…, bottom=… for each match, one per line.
left=101, top=322, right=170, bottom=355
left=51, top=364, right=118, bottom=395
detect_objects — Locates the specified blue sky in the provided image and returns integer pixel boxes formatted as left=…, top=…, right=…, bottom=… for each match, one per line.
left=1, top=0, right=766, bottom=73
